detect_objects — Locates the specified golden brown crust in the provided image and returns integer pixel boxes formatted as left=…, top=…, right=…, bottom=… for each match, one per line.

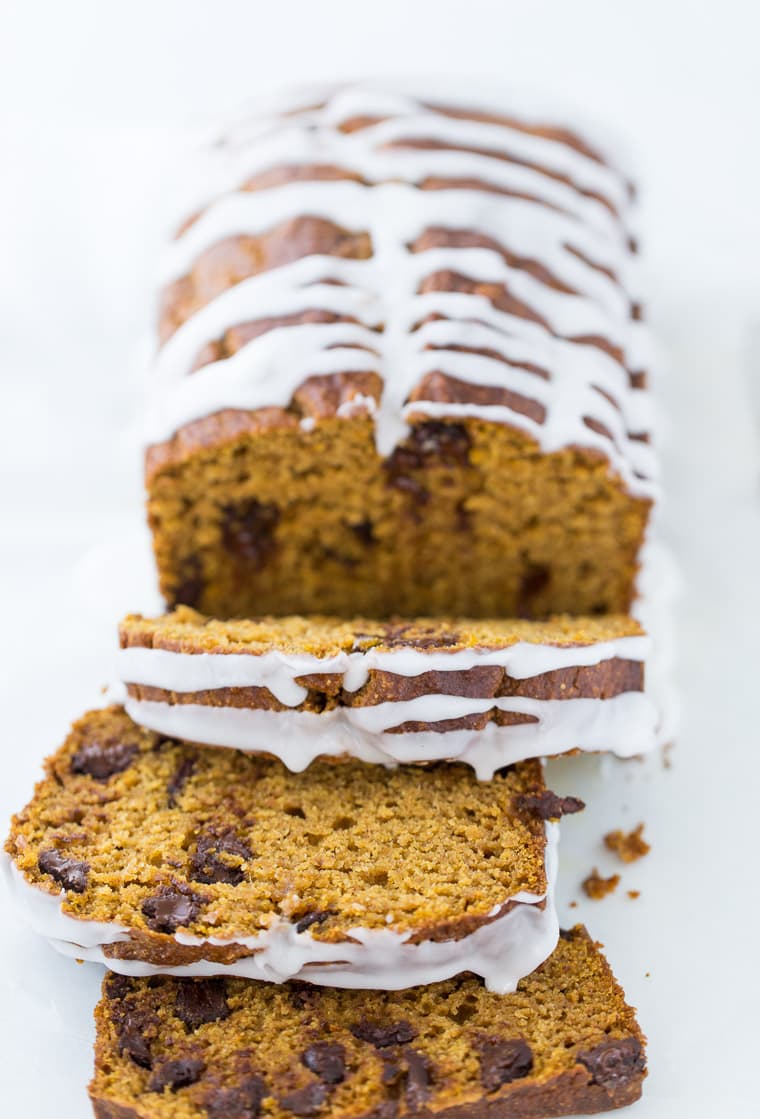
left=89, top=927, right=646, bottom=1119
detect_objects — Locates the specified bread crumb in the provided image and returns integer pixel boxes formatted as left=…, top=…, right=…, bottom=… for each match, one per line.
left=582, top=868, right=620, bottom=900
left=604, top=823, right=650, bottom=863
left=627, top=890, right=640, bottom=900
left=568, top=900, right=578, bottom=909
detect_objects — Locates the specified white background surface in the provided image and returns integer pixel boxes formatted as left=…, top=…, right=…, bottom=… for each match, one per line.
left=1, top=2, right=760, bottom=1115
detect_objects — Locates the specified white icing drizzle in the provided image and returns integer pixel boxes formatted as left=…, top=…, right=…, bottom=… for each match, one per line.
left=1, top=825, right=559, bottom=994
left=119, top=632, right=650, bottom=701
left=124, top=692, right=658, bottom=780
left=148, top=83, right=656, bottom=497
left=117, top=633, right=655, bottom=775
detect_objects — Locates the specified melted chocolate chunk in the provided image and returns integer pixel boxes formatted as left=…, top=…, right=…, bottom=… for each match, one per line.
left=578, top=1037, right=645, bottom=1090
left=295, top=909, right=336, bottom=934
left=279, top=1082, right=329, bottom=1115
left=173, top=558, right=205, bottom=609
left=301, top=1043, right=346, bottom=1085
left=349, top=519, right=375, bottom=545
left=476, top=1036, right=534, bottom=1091
left=204, top=1076, right=267, bottom=1119
left=220, top=499, right=279, bottom=568
left=175, top=978, right=230, bottom=1029
left=142, top=884, right=203, bottom=932
left=71, top=735, right=138, bottom=780
left=371, top=1103, right=399, bottom=1119
left=190, top=828, right=252, bottom=885
left=384, top=421, right=470, bottom=508
left=104, top=973, right=133, bottom=1001
left=380, top=624, right=460, bottom=649
left=350, top=1019, right=418, bottom=1049
left=287, top=982, right=315, bottom=1012
left=167, top=754, right=196, bottom=807
left=148, top=1057, right=205, bottom=1093
left=113, top=1002, right=156, bottom=1070
left=392, top=421, right=472, bottom=471
left=403, top=1049, right=433, bottom=1109
left=515, top=790, right=585, bottom=820
left=517, top=564, right=551, bottom=616
left=38, top=848, right=89, bottom=893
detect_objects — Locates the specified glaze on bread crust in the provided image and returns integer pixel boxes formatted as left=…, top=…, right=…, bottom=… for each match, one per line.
left=117, top=609, right=656, bottom=773
left=146, top=84, right=655, bottom=620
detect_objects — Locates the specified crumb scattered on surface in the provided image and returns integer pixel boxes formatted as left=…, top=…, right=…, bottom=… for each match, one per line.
left=582, top=868, right=620, bottom=900
left=604, top=823, right=650, bottom=864
left=627, top=890, right=640, bottom=900
left=568, top=900, right=577, bottom=909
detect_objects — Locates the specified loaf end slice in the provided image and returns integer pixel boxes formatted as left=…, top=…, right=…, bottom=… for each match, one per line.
left=89, top=925, right=646, bottom=1118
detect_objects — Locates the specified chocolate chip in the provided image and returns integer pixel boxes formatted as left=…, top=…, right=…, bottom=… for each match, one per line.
left=71, top=736, right=139, bottom=780
left=190, top=828, right=252, bottom=885
left=175, top=978, right=229, bottom=1029
left=301, top=1043, right=346, bottom=1085
left=517, top=564, right=551, bottom=616
left=279, top=1083, right=329, bottom=1116
left=204, top=1076, right=267, bottom=1119
left=403, top=1049, right=433, bottom=1109
left=350, top=1019, right=418, bottom=1048
left=515, top=790, right=585, bottom=820
left=578, top=1037, right=645, bottom=1090
left=387, top=421, right=471, bottom=475
left=173, top=558, right=205, bottom=609
left=371, top=1104, right=398, bottom=1119
left=142, top=884, right=203, bottom=932
left=148, top=1057, right=205, bottom=1093
left=113, top=1003, right=156, bottom=1069
left=38, top=848, right=89, bottom=893
left=220, top=499, right=279, bottom=568
left=167, top=755, right=196, bottom=807
left=295, top=909, right=335, bottom=934
left=558, top=927, right=574, bottom=941
left=104, top=973, right=133, bottom=1001
left=380, top=1054, right=404, bottom=1086
left=475, top=1037, right=534, bottom=1091
left=349, top=519, right=375, bottom=545
left=380, top=624, right=459, bottom=650
left=287, top=982, right=315, bottom=1012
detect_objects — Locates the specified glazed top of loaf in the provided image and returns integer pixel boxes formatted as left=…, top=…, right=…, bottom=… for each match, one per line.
left=149, top=82, right=656, bottom=498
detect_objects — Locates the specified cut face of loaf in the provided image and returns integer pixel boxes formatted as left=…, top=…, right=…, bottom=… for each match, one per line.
left=89, top=926, right=646, bottom=1119
left=4, top=706, right=586, bottom=992
left=118, top=609, right=658, bottom=775
left=146, top=84, right=655, bottom=620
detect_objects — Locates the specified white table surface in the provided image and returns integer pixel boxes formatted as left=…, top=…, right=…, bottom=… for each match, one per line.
left=1, top=2, right=759, bottom=1115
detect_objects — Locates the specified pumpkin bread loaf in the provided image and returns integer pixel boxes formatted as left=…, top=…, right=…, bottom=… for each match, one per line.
left=146, top=84, right=656, bottom=620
